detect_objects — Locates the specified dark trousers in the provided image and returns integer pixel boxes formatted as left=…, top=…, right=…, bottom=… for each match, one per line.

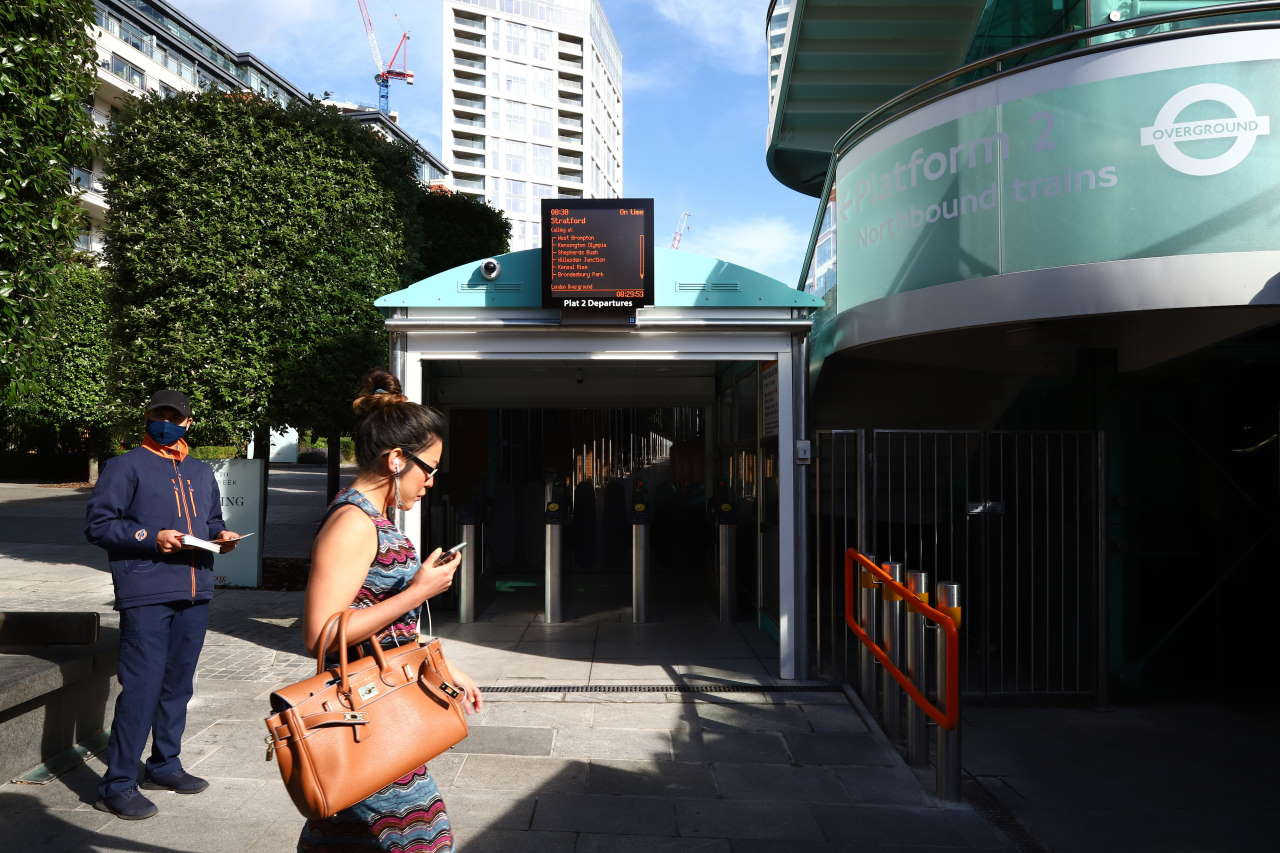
left=99, top=600, right=209, bottom=798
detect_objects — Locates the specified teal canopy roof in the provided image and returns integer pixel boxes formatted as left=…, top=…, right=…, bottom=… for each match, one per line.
left=375, top=248, right=823, bottom=310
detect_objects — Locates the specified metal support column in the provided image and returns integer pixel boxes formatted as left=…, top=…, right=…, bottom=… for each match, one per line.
left=632, top=522, right=649, bottom=623
left=458, top=521, right=480, bottom=623
left=858, top=554, right=879, bottom=711
left=936, top=581, right=962, bottom=801
left=880, top=561, right=904, bottom=740
left=905, top=570, right=929, bottom=765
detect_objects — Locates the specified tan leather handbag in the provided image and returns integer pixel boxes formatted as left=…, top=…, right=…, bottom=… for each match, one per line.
left=263, top=610, right=468, bottom=818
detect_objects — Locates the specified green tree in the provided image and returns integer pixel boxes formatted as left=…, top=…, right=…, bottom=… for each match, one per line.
left=0, top=0, right=97, bottom=396
left=104, top=92, right=405, bottom=445
left=1, top=258, right=120, bottom=462
left=414, top=188, right=511, bottom=278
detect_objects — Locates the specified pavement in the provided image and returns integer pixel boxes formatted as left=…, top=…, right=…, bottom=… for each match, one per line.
left=0, top=466, right=1017, bottom=852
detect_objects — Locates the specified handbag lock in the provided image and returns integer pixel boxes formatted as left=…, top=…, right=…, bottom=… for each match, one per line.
left=440, top=682, right=461, bottom=699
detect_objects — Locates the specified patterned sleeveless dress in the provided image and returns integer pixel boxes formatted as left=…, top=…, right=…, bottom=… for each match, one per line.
left=297, top=487, right=454, bottom=853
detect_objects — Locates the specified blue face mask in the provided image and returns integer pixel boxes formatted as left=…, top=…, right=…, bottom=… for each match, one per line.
left=146, top=419, right=188, bottom=446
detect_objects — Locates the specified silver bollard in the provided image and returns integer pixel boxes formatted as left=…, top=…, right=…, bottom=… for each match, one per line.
left=718, top=523, right=736, bottom=623
left=880, top=561, right=904, bottom=740
left=458, top=522, right=479, bottom=624
left=632, top=522, right=649, bottom=624
left=545, top=521, right=563, bottom=624
left=905, top=570, right=930, bottom=766
left=935, top=581, right=962, bottom=801
left=858, top=554, right=879, bottom=712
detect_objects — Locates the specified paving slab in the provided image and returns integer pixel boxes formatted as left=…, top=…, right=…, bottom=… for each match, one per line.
left=676, top=799, right=825, bottom=841
left=532, top=792, right=679, bottom=836
left=0, top=473, right=1013, bottom=853
left=585, top=758, right=718, bottom=798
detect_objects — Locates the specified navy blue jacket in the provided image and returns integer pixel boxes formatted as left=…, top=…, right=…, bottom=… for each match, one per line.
left=85, top=440, right=226, bottom=610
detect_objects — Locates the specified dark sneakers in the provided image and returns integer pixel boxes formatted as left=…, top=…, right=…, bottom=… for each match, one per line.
left=141, top=769, right=210, bottom=794
left=94, top=788, right=158, bottom=820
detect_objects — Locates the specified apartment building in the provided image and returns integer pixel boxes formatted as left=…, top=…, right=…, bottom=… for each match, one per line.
left=81, top=0, right=446, bottom=253
left=441, top=0, right=623, bottom=250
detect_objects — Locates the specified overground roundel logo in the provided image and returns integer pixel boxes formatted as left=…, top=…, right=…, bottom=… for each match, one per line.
left=1140, top=83, right=1271, bottom=176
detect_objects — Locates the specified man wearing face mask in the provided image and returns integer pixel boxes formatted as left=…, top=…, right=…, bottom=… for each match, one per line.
left=85, top=389, right=240, bottom=819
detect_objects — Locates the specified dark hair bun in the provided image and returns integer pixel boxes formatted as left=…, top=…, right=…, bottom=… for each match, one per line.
left=352, top=368, right=408, bottom=415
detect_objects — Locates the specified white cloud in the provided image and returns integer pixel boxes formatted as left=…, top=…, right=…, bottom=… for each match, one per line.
left=652, top=0, right=768, bottom=75
left=679, top=215, right=808, bottom=285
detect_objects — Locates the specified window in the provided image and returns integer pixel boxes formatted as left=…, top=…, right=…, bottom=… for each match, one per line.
left=159, top=82, right=177, bottom=98
left=505, top=100, right=526, bottom=135
left=532, top=67, right=553, bottom=102
left=505, top=140, right=526, bottom=174
left=76, top=228, right=94, bottom=253
left=506, top=179, right=526, bottom=213
left=815, top=236, right=833, bottom=268
left=532, top=28, right=552, bottom=61
left=505, top=21, right=526, bottom=57
left=110, top=54, right=145, bottom=89
left=504, top=64, right=527, bottom=98
left=532, top=144, right=552, bottom=178
left=529, top=221, right=541, bottom=245
left=532, top=182, right=553, bottom=200
left=119, top=19, right=151, bottom=55
left=487, top=176, right=502, bottom=205
left=531, top=105, right=552, bottom=138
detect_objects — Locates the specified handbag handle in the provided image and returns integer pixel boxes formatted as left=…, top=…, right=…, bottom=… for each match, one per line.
left=327, top=610, right=395, bottom=700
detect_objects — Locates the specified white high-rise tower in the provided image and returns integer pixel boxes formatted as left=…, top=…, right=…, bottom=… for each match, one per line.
left=442, top=0, right=623, bottom=250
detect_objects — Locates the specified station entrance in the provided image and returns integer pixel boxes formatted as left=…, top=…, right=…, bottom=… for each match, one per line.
left=376, top=246, right=821, bottom=677
left=417, top=360, right=781, bottom=632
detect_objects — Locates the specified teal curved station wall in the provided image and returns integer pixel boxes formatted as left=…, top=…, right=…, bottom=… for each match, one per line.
left=814, top=29, right=1280, bottom=357
left=375, top=247, right=822, bottom=311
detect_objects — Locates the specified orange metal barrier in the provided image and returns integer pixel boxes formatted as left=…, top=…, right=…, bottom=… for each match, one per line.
left=843, top=549, right=959, bottom=731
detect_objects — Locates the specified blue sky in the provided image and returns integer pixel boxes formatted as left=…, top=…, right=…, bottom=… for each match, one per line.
left=177, top=0, right=818, bottom=285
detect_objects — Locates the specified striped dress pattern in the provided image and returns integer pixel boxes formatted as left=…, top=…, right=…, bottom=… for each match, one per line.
left=297, top=487, right=454, bottom=853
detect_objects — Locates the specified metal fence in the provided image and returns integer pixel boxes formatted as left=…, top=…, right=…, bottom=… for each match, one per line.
left=815, top=429, right=1102, bottom=701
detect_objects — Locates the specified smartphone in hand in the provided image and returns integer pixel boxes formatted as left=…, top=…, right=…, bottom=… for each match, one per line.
left=434, top=541, right=467, bottom=566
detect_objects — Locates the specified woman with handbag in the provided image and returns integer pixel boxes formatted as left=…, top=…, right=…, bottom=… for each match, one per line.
left=295, top=369, right=481, bottom=852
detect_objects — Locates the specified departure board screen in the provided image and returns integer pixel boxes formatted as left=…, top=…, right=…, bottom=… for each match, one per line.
left=542, top=198, right=655, bottom=309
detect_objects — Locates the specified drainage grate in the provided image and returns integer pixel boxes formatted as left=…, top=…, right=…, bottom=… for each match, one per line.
left=478, top=683, right=840, bottom=694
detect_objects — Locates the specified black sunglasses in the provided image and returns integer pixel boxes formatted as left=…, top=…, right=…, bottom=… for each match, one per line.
left=402, top=449, right=438, bottom=478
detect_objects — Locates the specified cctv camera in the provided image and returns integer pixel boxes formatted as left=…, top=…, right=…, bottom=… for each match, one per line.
left=480, top=258, right=501, bottom=281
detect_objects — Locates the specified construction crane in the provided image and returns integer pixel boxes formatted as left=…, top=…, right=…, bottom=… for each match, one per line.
left=670, top=209, right=693, bottom=249
left=356, top=0, right=413, bottom=115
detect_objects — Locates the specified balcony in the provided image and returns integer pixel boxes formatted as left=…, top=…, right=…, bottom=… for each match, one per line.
left=454, top=73, right=485, bottom=89
left=557, top=154, right=582, bottom=168
left=453, top=175, right=484, bottom=192
left=453, top=14, right=485, bottom=30
left=558, top=38, right=583, bottom=54
left=558, top=133, right=583, bottom=148
left=84, top=105, right=113, bottom=129
left=453, top=113, right=485, bottom=128
left=72, top=168, right=108, bottom=216
left=558, top=96, right=583, bottom=108
left=558, top=190, right=583, bottom=199
left=558, top=78, right=583, bottom=93
left=454, top=35, right=486, bottom=50
left=453, top=136, right=485, bottom=151
left=558, top=116, right=583, bottom=130
left=454, top=54, right=486, bottom=71
left=560, top=54, right=583, bottom=69
left=453, top=96, right=485, bottom=112
left=453, top=153, right=485, bottom=168
left=558, top=172, right=583, bottom=184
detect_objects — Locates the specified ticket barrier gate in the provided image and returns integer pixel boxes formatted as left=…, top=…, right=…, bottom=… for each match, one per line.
left=544, top=496, right=567, bottom=623
left=456, top=510, right=481, bottom=623
left=715, top=497, right=736, bottom=624
left=631, top=480, right=650, bottom=624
